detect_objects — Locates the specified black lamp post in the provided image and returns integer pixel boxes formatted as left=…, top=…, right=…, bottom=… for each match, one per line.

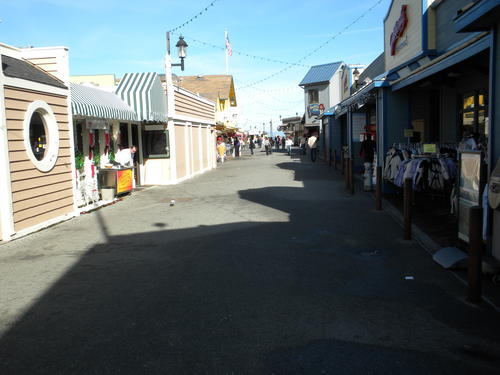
left=166, top=32, right=188, bottom=71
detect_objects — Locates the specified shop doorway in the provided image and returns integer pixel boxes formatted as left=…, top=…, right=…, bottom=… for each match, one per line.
left=131, top=124, right=140, bottom=186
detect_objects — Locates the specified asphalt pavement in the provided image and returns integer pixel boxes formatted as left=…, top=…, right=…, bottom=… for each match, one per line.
left=0, top=147, right=499, bottom=374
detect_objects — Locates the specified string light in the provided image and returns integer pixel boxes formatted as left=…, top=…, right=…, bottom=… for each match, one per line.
left=174, top=33, right=310, bottom=68
left=168, top=0, right=220, bottom=33
left=237, top=0, right=384, bottom=90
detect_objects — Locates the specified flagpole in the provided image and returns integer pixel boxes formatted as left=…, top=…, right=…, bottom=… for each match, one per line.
left=225, top=30, right=229, bottom=75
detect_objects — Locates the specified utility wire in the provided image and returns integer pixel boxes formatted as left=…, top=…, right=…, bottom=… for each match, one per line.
left=168, top=0, right=220, bottom=33
left=237, top=0, right=384, bottom=90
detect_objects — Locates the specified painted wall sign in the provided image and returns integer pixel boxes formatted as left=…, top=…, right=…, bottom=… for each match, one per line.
left=308, top=103, right=324, bottom=117
left=390, top=5, right=408, bottom=56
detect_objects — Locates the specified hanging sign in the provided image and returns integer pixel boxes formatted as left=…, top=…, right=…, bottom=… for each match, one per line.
left=390, top=5, right=408, bottom=56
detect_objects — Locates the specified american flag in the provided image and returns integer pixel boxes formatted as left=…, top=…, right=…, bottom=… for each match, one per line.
left=225, top=34, right=232, bottom=56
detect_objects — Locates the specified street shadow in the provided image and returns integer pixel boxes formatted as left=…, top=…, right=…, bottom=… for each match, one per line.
left=0, top=160, right=499, bottom=374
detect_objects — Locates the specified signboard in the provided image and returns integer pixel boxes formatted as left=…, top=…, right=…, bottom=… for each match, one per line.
left=145, top=125, right=165, bottom=131
left=458, top=151, right=483, bottom=242
left=423, top=143, right=437, bottom=153
left=404, top=129, right=414, bottom=138
left=116, top=169, right=133, bottom=194
left=390, top=5, right=408, bottom=56
left=86, top=119, right=110, bottom=130
left=308, top=103, right=324, bottom=117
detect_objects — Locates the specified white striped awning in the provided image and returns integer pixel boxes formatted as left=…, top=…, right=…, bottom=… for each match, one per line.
left=115, top=72, right=168, bottom=123
left=71, top=83, right=138, bottom=121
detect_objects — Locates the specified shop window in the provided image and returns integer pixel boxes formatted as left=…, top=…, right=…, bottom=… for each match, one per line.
left=460, top=91, right=488, bottom=145
left=308, top=89, right=319, bottom=104
left=23, top=100, right=59, bottom=172
left=29, top=112, right=47, bottom=161
left=143, top=129, right=170, bottom=158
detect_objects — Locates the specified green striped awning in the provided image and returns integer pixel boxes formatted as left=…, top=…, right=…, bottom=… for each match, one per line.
left=71, top=83, right=138, bottom=121
left=115, top=72, right=168, bottom=123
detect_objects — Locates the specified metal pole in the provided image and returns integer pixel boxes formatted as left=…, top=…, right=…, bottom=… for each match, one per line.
left=467, top=206, right=483, bottom=304
left=403, top=177, right=412, bottom=240
left=166, top=31, right=171, bottom=55
left=376, top=166, right=382, bottom=211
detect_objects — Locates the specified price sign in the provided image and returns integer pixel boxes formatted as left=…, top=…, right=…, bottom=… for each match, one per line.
left=423, top=143, right=437, bottom=153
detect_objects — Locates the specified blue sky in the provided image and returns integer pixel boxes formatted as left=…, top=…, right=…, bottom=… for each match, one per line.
left=1, top=0, right=391, bottom=131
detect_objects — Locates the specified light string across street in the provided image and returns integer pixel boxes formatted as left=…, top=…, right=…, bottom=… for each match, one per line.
left=168, top=0, right=220, bottom=33
left=237, top=0, right=384, bottom=90
left=172, top=32, right=310, bottom=68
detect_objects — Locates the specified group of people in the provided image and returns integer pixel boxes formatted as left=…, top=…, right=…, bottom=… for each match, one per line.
left=216, top=134, right=296, bottom=162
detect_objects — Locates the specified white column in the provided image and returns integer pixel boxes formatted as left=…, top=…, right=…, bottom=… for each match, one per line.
left=199, top=125, right=203, bottom=171
left=0, top=62, right=15, bottom=240
left=184, top=124, right=190, bottom=179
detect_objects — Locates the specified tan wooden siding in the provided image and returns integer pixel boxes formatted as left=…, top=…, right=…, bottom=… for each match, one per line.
left=201, top=127, right=209, bottom=169
left=193, top=127, right=201, bottom=173
left=4, top=85, right=74, bottom=232
left=174, top=91, right=215, bottom=122
left=175, top=125, right=186, bottom=178
left=25, top=57, right=59, bottom=76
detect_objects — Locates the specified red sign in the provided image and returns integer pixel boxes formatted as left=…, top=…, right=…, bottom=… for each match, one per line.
left=390, top=5, right=408, bottom=56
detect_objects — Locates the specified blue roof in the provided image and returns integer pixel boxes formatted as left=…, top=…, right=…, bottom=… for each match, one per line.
left=299, top=62, right=343, bottom=86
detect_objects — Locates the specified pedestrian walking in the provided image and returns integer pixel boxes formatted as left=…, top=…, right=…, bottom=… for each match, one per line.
left=300, top=135, right=307, bottom=155
left=257, top=136, right=262, bottom=149
left=264, top=137, right=271, bottom=155
left=234, top=137, right=241, bottom=157
left=286, top=137, right=293, bottom=156
left=308, top=133, right=318, bottom=162
left=249, top=137, right=255, bottom=155
left=281, top=136, right=286, bottom=150
left=216, top=138, right=226, bottom=164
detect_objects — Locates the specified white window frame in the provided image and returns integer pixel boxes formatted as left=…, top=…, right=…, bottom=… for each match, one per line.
left=23, top=100, right=59, bottom=172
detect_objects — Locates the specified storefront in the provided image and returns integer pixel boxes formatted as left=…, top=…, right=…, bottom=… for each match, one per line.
left=71, top=83, right=139, bottom=209
left=0, top=48, right=77, bottom=241
left=371, top=0, right=498, bottom=252
left=116, top=72, right=171, bottom=185
left=117, top=72, right=216, bottom=185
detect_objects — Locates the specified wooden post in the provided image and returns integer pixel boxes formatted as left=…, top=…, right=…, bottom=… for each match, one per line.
left=375, top=166, right=382, bottom=211
left=349, top=157, right=354, bottom=195
left=333, top=150, right=337, bottom=170
left=467, top=206, right=483, bottom=304
left=345, top=157, right=350, bottom=190
left=403, top=178, right=412, bottom=240
left=341, top=152, right=345, bottom=175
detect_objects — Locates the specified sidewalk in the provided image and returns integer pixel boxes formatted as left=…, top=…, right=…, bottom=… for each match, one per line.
left=0, top=151, right=499, bottom=374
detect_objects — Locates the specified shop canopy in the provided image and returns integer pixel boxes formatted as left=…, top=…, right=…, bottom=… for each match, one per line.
left=116, top=72, right=168, bottom=123
left=71, top=83, right=138, bottom=121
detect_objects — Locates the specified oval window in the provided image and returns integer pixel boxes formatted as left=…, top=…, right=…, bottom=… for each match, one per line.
left=23, top=100, right=60, bottom=172
left=29, top=111, right=48, bottom=161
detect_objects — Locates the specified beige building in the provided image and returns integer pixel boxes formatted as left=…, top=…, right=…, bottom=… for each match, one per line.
left=0, top=43, right=77, bottom=241
left=163, top=74, right=238, bottom=129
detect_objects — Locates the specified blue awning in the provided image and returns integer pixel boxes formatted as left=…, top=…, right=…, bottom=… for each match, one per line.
left=71, top=83, right=138, bottom=121
left=392, top=34, right=490, bottom=91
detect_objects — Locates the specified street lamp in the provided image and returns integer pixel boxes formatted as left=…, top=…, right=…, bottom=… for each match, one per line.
left=166, top=32, right=188, bottom=71
left=352, top=67, right=360, bottom=90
